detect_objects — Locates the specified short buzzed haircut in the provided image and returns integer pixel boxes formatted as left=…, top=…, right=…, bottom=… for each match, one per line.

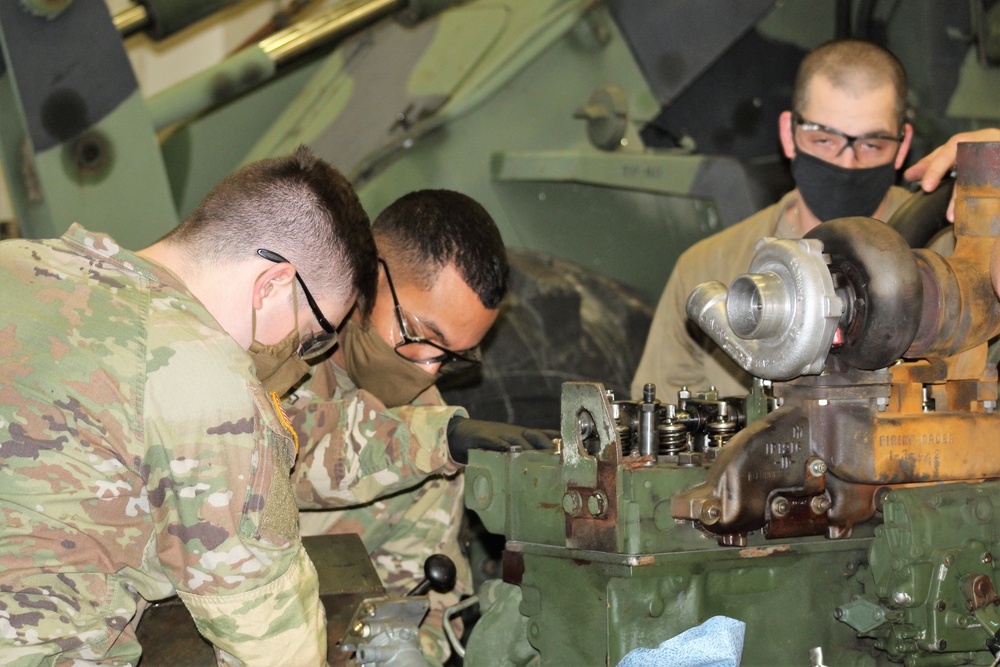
left=793, top=39, right=908, bottom=127
left=166, top=146, right=378, bottom=317
left=373, top=190, right=508, bottom=309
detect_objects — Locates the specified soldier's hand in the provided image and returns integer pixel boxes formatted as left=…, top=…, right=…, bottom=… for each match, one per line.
left=446, top=416, right=557, bottom=465
left=904, top=128, right=1000, bottom=222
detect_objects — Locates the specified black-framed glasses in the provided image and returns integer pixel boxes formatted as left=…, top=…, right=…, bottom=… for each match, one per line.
left=257, top=248, right=338, bottom=359
left=379, top=258, right=483, bottom=374
left=792, top=112, right=904, bottom=167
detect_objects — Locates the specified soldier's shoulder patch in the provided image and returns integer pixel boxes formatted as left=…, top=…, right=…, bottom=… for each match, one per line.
left=269, top=391, right=299, bottom=456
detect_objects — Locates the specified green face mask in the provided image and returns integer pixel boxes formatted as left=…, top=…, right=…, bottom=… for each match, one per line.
left=341, top=320, right=440, bottom=408
left=248, top=302, right=310, bottom=397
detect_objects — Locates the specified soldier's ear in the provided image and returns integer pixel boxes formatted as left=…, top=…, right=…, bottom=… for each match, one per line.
left=895, top=123, right=914, bottom=170
left=779, top=111, right=796, bottom=160
left=252, top=263, right=296, bottom=311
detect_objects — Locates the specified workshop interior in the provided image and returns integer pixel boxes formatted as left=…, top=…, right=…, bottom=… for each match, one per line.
left=4, top=0, right=1000, bottom=664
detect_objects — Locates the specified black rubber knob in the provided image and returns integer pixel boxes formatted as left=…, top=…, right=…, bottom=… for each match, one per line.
left=407, top=554, right=457, bottom=596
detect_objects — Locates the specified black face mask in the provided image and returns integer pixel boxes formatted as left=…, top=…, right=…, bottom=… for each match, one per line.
left=791, top=149, right=898, bottom=223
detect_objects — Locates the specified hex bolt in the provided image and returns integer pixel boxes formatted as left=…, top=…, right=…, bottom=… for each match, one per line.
left=985, top=400, right=997, bottom=413
left=935, top=600, right=946, bottom=612
left=808, top=459, right=827, bottom=477
left=353, top=621, right=371, bottom=638
left=892, top=591, right=912, bottom=606
left=588, top=491, right=607, bottom=517
left=875, top=396, right=889, bottom=412
left=701, top=500, right=722, bottom=525
left=983, top=552, right=994, bottom=564
left=810, top=495, right=831, bottom=514
left=562, top=491, right=583, bottom=516
left=771, top=496, right=790, bottom=518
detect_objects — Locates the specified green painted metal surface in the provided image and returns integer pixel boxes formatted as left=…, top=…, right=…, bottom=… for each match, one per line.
left=0, top=0, right=177, bottom=249
left=464, top=383, right=1000, bottom=666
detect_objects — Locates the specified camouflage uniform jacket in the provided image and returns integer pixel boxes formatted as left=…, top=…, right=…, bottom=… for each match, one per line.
left=287, top=358, right=464, bottom=510
left=286, top=360, right=470, bottom=664
left=0, top=226, right=325, bottom=666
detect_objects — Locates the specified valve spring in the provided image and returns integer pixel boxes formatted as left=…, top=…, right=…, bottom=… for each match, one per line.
left=705, top=419, right=738, bottom=449
left=659, top=422, right=688, bottom=455
left=617, top=424, right=632, bottom=455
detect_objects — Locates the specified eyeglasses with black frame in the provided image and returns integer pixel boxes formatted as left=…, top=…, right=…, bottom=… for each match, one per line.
left=256, top=248, right=338, bottom=360
left=792, top=112, right=904, bottom=167
left=379, top=258, right=483, bottom=374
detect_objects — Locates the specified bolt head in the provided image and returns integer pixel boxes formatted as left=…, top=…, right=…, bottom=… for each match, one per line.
left=562, top=491, right=583, bottom=515
left=771, top=496, right=790, bottom=518
left=810, top=495, right=831, bottom=514
left=700, top=500, right=722, bottom=525
left=808, top=459, right=827, bottom=477
left=587, top=492, right=607, bottom=517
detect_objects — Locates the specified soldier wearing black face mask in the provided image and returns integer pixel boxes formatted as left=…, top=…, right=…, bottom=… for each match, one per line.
left=633, top=38, right=929, bottom=402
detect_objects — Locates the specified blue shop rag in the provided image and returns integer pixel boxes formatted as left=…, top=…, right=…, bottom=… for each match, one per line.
left=616, top=616, right=746, bottom=667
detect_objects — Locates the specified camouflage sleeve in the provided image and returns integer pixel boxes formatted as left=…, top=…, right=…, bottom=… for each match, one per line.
left=178, top=544, right=325, bottom=667
left=286, top=381, right=467, bottom=510
left=144, top=331, right=325, bottom=664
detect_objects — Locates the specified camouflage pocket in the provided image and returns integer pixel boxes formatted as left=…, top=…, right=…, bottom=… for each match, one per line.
left=245, top=384, right=300, bottom=547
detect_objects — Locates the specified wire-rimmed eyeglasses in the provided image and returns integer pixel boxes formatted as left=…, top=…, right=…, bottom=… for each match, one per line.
left=792, top=112, right=904, bottom=167
left=257, top=248, right=338, bottom=360
left=379, top=257, right=482, bottom=374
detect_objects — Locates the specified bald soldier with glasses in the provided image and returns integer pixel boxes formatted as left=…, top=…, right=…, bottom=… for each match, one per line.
left=283, top=189, right=553, bottom=665
left=632, top=38, right=921, bottom=401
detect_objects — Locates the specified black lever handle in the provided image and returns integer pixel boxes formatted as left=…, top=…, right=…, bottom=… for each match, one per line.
left=407, top=554, right=456, bottom=596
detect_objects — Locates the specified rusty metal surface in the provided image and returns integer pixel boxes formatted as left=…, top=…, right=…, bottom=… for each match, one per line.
left=962, top=574, right=999, bottom=611
left=672, top=141, right=1000, bottom=545
left=907, top=142, right=1000, bottom=358
left=559, top=383, right=624, bottom=552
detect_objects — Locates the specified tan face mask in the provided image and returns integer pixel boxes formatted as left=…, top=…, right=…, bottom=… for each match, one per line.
left=341, top=320, right=440, bottom=408
left=248, top=302, right=310, bottom=397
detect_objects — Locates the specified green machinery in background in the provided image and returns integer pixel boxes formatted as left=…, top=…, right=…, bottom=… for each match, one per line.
left=3, top=1, right=1000, bottom=665
left=464, top=142, right=1000, bottom=665
left=1, top=0, right=999, bottom=424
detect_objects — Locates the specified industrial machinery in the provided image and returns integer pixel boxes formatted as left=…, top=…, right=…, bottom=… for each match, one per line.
left=3, top=0, right=1000, bottom=425
left=4, top=2, right=1000, bottom=665
left=136, top=535, right=459, bottom=666
left=462, top=143, right=1000, bottom=665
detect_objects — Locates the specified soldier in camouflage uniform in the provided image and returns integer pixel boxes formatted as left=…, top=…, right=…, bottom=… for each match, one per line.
left=285, top=190, right=554, bottom=664
left=0, top=147, right=378, bottom=666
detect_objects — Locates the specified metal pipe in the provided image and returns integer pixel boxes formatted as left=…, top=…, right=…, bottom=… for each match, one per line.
left=147, top=0, right=405, bottom=131
left=113, top=3, right=150, bottom=38
left=905, top=141, right=1000, bottom=358
left=260, top=0, right=404, bottom=64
